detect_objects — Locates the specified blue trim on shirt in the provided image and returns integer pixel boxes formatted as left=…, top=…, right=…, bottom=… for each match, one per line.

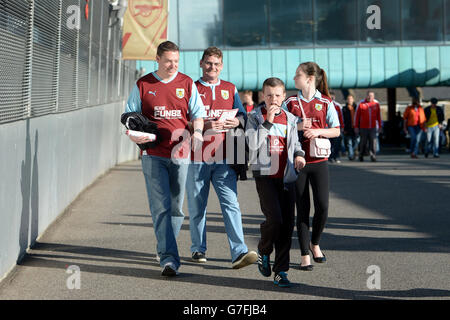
left=189, top=82, right=206, bottom=120
left=326, top=101, right=340, bottom=128
left=125, top=84, right=142, bottom=113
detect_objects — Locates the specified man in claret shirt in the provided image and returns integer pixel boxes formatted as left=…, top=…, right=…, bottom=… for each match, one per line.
left=186, top=46, right=258, bottom=269
left=125, top=41, right=206, bottom=277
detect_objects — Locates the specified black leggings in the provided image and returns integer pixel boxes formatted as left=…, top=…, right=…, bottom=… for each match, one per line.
left=295, top=160, right=329, bottom=256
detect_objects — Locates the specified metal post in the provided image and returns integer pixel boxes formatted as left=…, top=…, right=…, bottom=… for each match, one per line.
left=55, top=0, right=62, bottom=113
left=24, top=0, right=35, bottom=118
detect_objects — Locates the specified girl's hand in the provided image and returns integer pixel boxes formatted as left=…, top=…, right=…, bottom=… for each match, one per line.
left=303, top=128, right=321, bottom=139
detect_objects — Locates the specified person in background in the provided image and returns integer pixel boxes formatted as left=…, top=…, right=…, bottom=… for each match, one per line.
left=403, top=97, right=426, bottom=159
left=242, top=90, right=255, bottom=113
left=354, top=91, right=382, bottom=162
left=342, top=94, right=358, bottom=160
left=424, top=98, right=444, bottom=158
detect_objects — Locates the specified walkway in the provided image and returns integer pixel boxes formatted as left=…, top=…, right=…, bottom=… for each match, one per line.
left=1, top=150, right=449, bottom=300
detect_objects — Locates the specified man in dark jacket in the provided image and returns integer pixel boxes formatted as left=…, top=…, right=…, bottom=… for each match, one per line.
left=341, top=94, right=358, bottom=160
left=424, top=98, right=445, bottom=158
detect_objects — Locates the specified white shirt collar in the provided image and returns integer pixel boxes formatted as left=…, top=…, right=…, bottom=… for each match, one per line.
left=152, top=71, right=178, bottom=84
left=297, top=89, right=321, bottom=102
left=198, top=78, right=221, bottom=87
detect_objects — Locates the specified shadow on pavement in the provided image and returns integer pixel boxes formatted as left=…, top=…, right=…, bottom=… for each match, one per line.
left=328, top=158, right=450, bottom=253
left=20, top=242, right=450, bottom=299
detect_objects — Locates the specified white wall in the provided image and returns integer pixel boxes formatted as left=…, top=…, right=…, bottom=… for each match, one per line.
left=0, top=101, right=138, bottom=280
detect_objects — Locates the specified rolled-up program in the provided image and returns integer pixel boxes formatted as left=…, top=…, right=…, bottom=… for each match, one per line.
left=126, top=129, right=156, bottom=141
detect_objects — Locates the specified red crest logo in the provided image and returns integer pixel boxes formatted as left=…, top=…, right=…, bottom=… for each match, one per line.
left=129, top=0, right=164, bottom=29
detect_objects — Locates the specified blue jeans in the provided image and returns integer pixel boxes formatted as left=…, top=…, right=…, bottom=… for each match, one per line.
left=344, top=135, right=358, bottom=159
left=426, top=125, right=440, bottom=156
left=186, top=162, right=248, bottom=262
left=141, top=155, right=189, bottom=270
left=408, top=126, right=423, bottom=155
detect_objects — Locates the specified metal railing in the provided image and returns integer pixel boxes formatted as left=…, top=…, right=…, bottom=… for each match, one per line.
left=0, top=0, right=136, bottom=125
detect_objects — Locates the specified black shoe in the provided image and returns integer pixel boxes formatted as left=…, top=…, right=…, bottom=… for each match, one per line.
left=273, top=272, right=291, bottom=288
left=257, top=252, right=271, bottom=277
left=299, top=264, right=314, bottom=271
left=192, top=252, right=207, bottom=263
left=370, top=156, right=377, bottom=162
left=359, top=156, right=364, bottom=162
left=161, top=263, right=178, bottom=277
left=232, top=251, right=258, bottom=269
left=433, top=154, right=440, bottom=158
left=425, top=152, right=429, bottom=158
left=309, top=245, right=327, bottom=263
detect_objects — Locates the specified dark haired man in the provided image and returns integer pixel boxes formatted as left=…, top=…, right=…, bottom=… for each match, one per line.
left=186, top=46, right=257, bottom=269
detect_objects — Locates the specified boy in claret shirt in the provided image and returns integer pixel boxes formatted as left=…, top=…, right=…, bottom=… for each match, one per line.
left=246, top=78, right=306, bottom=287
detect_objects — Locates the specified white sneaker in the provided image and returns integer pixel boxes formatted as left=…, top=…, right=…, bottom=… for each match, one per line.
left=232, top=251, right=258, bottom=269
left=161, top=262, right=178, bottom=277
left=156, top=255, right=160, bottom=262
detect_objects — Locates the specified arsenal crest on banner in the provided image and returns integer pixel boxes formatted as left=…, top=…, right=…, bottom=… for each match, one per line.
left=122, top=0, right=168, bottom=60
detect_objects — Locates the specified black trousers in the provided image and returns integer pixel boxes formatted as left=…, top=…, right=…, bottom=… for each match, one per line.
left=295, top=160, right=329, bottom=256
left=255, top=176, right=295, bottom=273
left=359, top=128, right=377, bottom=157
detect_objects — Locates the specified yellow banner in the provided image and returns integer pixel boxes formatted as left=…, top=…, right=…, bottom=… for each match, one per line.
left=122, top=0, right=168, bottom=60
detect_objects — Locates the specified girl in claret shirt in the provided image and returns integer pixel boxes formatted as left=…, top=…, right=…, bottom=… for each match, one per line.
left=283, top=62, right=340, bottom=271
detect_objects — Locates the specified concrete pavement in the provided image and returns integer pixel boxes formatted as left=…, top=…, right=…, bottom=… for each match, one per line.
left=0, top=149, right=449, bottom=300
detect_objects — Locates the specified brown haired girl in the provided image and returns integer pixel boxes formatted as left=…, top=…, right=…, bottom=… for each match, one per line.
left=284, top=62, right=340, bottom=271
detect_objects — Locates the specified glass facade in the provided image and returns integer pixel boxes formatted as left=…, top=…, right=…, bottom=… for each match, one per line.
left=176, top=0, right=449, bottom=50
left=315, top=0, right=358, bottom=45
left=179, top=0, right=223, bottom=50
left=270, top=0, right=313, bottom=47
left=401, top=0, right=443, bottom=43
left=223, top=0, right=268, bottom=47
left=359, top=0, right=401, bottom=44
left=447, top=0, right=450, bottom=42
